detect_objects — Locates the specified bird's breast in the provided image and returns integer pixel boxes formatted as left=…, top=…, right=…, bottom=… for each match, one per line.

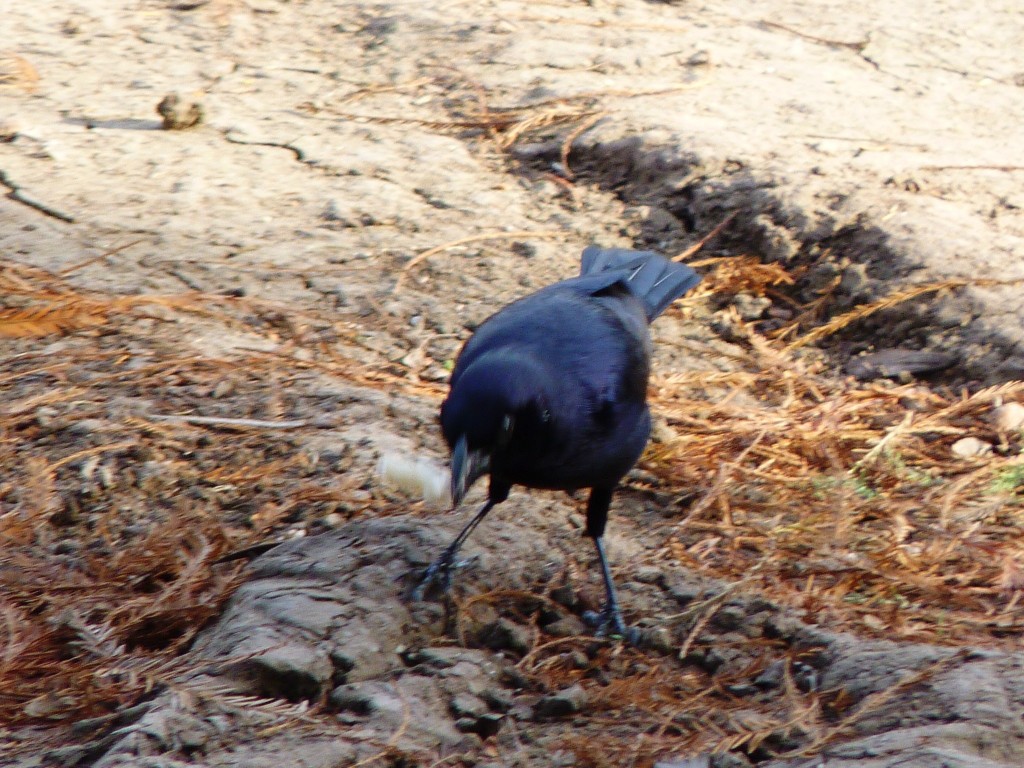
left=493, top=402, right=651, bottom=492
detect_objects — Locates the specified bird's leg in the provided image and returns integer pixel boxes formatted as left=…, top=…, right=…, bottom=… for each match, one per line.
left=580, top=488, right=641, bottom=644
left=583, top=535, right=642, bottom=645
left=412, top=499, right=495, bottom=600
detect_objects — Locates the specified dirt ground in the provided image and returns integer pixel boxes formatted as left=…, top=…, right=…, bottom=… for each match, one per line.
left=2, top=1, right=1024, bottom=767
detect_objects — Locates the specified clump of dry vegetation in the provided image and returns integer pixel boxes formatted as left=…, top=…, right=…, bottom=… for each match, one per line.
left=645, top=265, right=1024, bottom=649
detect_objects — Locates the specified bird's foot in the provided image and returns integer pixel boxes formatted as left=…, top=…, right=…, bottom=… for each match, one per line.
left=583, top=604, right=642, bottom=645
left=411, top=552, right=477, bottom=601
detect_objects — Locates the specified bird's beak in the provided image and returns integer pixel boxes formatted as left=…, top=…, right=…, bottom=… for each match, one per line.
left=450, top=435, right=489, bottom=509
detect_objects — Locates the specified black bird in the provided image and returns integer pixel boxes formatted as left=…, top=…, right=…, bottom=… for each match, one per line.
left=414, top=246, right=701, bottom=639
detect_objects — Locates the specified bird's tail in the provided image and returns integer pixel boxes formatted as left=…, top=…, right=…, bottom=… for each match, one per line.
left=580, top=246, right=701, bottom=322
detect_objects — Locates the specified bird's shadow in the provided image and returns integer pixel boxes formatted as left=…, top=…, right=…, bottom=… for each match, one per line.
left=62, top=117, right=164, bottom=131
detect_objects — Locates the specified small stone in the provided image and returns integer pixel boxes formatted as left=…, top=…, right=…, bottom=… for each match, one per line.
left=732, top=293, right=771, bottom=321
left=450, top=693, right=488, bottom=719
left=321, top=199, right=345, bottom=222
left=637, top=626, right=673, bottom=654
left=667, top=583, right=699, bottom=606
left=711, top=753, right=754, bottom=768
left=543, top=616, right=586, bottom=637
left=712, top=605, right=746, bottom=631
left=533, top=683, right=588, bottom=718
left=480, top=687, right=514, bottom=712
left=211, top=379, right=234, bottom=398
left=35, top=406, right=61, bottom=430
left=725, top=682, right=759, bottom=696
left=846, top=349, right=957, bottom=381
left=177, top=723, right=210, bottom=750
left=951, top=437, right=993, bottom=458
left=330, top=684, right=374, bottom=715
left=683, top=647, right=725, bottom=673
left=655, top=757, right=711, bottom=768
left=472, top=713, right=505, bottom=738
left=685, top=49, right=711, bottom=67
left=156, top=92, right=204, bottom=130
left=549, top=585, right=578, bottom=609
left=477, top=618, right=530, bottom=655
left=993, top=402, right=1024, bottom=431
left=754, top=660, right=784, bottom=690
left=53, top=539, right=80, bottom=555
left=804, top=262, right=840, bottom=293
left=0, top=117, right=22, bottom=142
left=633, top=566, right=664, bottom=585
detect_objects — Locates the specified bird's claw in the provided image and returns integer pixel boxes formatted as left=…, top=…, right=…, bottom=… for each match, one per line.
left=583, top=605, right=643, bottom=646
left=411, top=553, right=477, bottom=601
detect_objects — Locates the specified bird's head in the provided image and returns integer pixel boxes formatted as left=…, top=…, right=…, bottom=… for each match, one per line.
left=440, top=352, right=553, bottom=508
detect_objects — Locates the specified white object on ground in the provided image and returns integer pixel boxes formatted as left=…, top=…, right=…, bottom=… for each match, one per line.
left=377, top=453, right=452, bottom=507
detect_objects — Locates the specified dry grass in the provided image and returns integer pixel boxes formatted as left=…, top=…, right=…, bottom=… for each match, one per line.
left=642, top=267, right=1024, bottom=650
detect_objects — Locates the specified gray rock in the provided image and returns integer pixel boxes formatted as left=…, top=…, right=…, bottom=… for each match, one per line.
left=533, top=683, right=588, bottom=718
left=477, top=618, right=531, bottom=655
left=711, top=605, right=747, bottom=631
left=543, top=615, right=586, bottom=637
left=846, top=349, right=958, bottom=380
left=633, top=565, right=665, bottom=584
left=450, top=693, right=488, bottom=718
left=733, top=293, right=771, bottom=321
left=247, top=643, right=333, bottom=701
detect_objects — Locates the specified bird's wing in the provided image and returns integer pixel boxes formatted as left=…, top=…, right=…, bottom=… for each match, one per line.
left=450, top=276, right=649, bottom=400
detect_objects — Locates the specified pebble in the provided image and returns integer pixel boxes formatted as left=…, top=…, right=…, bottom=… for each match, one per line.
left=449, top=693, right=488, bottom=719
left=685, top=49, right=711, bottom=67
left=638, top=626, right=674, bottom=655
left=477, top=618, right=531, bottom=656
left=543, top=616, right=586, bottom=637
left=53, top=539, right=81, bottom=555
left=732, top=293, right=771, bottom=321
left=993, top=402, right=1024, bottom=431
left=711, top=605, right=746, bottom=632
left=330, top=684, right=374, bottom=715
left=533, top=683, right=588, bottom=718
left=549, top=584, right=579, bottom=609
left=754, top=660, right=784, bottom=690
left=461, top=712, right=503, bottom=738
left=951, top=437, right=993, bottom=458
left=35, top=406, right=61, bottom=430
left=156, top=92, right=204, bottom=130
left=211, top=379, right=234, bottom=399
left=633, top=565, right=665, bottom=585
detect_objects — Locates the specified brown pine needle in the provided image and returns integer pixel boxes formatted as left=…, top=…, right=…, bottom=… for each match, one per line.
left=0, top=300, right=109, bottom=338
left=0, top=293, right=199, bottom=338
left=559, top=112, right=607, bottom=179
left=673, top=212, right=738, bottom=262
